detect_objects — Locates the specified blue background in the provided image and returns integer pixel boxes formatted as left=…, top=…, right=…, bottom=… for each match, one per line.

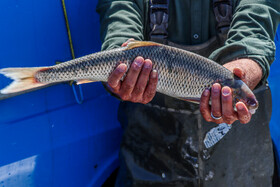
left=0, top=1, right=121, bottom=187
left=0, top=1, right=279, bottom=186
left=268, top=24, right=280, bottom=173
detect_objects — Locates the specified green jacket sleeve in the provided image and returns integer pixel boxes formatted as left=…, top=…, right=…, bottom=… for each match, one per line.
left=209, top=0, right=280, bottom=85
left=96, top=0, right=145, bottom=51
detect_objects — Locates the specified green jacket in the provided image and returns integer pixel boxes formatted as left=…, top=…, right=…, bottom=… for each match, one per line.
left=96, top=0, right=280, bottom=84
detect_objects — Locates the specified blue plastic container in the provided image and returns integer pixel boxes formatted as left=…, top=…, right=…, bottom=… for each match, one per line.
left=268, top=24, right=280, bottom=173
left=0, top=1, right=121, bottom=186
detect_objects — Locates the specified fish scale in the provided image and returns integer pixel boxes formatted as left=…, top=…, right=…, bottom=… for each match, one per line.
left=0, top=41, right=258, bottom=113
left=35, top=41, right=232, bottom=100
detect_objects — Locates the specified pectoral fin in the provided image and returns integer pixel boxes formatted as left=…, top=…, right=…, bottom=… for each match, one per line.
left=179, top=97, right=200, bottom=104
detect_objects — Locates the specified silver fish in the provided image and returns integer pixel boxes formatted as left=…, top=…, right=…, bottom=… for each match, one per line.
left=0, top=41, right=258, bottom=112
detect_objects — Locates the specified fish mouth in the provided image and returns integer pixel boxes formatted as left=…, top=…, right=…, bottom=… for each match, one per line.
left=230, top=79, right=259, bottom=114
left=246, top=97, right=259, bottom=114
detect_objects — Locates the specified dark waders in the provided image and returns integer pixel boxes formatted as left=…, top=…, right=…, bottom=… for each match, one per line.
left=115, top=0, right=274, bottom=186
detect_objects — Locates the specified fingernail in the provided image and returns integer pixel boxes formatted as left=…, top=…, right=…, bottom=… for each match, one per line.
left=212, top=84, right=219, bottom=93
left=151, top=70, right=157, bottom=78
left=236, top=104, right=243, bottom=111
left=118, top=64, right=126, bottom=72
left=222, top=87, right=230, bottom=96
left=134, top=57, right=143, bottom=67
left=236, top=102, right=246, bottom=111
left=204, top=89, right=209, bottom=96
left=144, top=61, right=152, bottom=69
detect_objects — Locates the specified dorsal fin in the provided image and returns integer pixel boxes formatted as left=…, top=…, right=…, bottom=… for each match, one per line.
left=125, top=41, right=160, bottom=50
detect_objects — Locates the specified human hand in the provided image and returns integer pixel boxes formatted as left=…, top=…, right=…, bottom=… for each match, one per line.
left=106, top=39, right=158, bottom=104
left=200, top=59, right=262, bottom=124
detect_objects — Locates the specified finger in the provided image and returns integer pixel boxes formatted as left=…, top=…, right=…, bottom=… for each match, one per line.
left=200, top=89, right=212, bottom=122
left=119, top=56, right=144, bottom=100
left=233, top=67, right=245, bottom=80
left=221, top=86, right=237, bottom=124
left=142, top=69, right=158, bottom=104
left=233, top=67, right=248, bottom=85
left=131, top=59, right=153, bottom=101
left=121, top=38, right=135, bottom=47
left=105, top=82, right=117, bottom=93
left=107, top=63, right=127, bottom=92
left=236, top=102, right=252, bottom=124
left=211, top=83, right=222, bottom=119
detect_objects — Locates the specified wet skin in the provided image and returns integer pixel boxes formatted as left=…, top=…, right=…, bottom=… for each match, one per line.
left=106, top=40, right=263, bottom=125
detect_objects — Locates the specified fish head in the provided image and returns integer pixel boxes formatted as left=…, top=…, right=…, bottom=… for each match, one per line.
left=221, top=77, right=258, bottom=114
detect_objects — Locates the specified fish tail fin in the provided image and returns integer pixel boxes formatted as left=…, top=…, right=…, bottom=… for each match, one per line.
left=0, top=67, right=48, bottom=94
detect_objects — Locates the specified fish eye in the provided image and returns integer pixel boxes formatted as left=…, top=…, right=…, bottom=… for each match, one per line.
left=249, top=103, right=256, bottom=107
left=246, top=98, right=259, bottom=108
left=247, top=99, right=255, bottom=105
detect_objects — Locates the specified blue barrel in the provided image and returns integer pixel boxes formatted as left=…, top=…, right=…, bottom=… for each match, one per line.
left=268, top=24, right=280, bottom=174
left=0, top=1, right=121, bottom=186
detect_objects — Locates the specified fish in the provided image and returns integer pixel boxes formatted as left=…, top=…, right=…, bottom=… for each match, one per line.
left=0, top=40, right=258, bottom=112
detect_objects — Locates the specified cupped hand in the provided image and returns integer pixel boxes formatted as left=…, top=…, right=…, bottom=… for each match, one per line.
left=199, top=60, right=261, bottom=125
left=106, top=56, right=158, bottom=104
left=200, top=83, right=251, bottom=125
left=106, top=39, right=158, bottom=104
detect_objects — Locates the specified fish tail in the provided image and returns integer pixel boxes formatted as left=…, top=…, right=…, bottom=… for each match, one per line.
left=0, top=67, right=48, bottom=94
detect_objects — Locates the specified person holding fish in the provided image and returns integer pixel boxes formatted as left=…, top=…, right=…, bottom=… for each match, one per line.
left=0, top=0, right=279, bottom=186
left=96, top=0, right=280, bottom=186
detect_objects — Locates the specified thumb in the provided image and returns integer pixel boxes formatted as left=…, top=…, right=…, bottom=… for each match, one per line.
left=233, top=67, right=246, bottom=82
